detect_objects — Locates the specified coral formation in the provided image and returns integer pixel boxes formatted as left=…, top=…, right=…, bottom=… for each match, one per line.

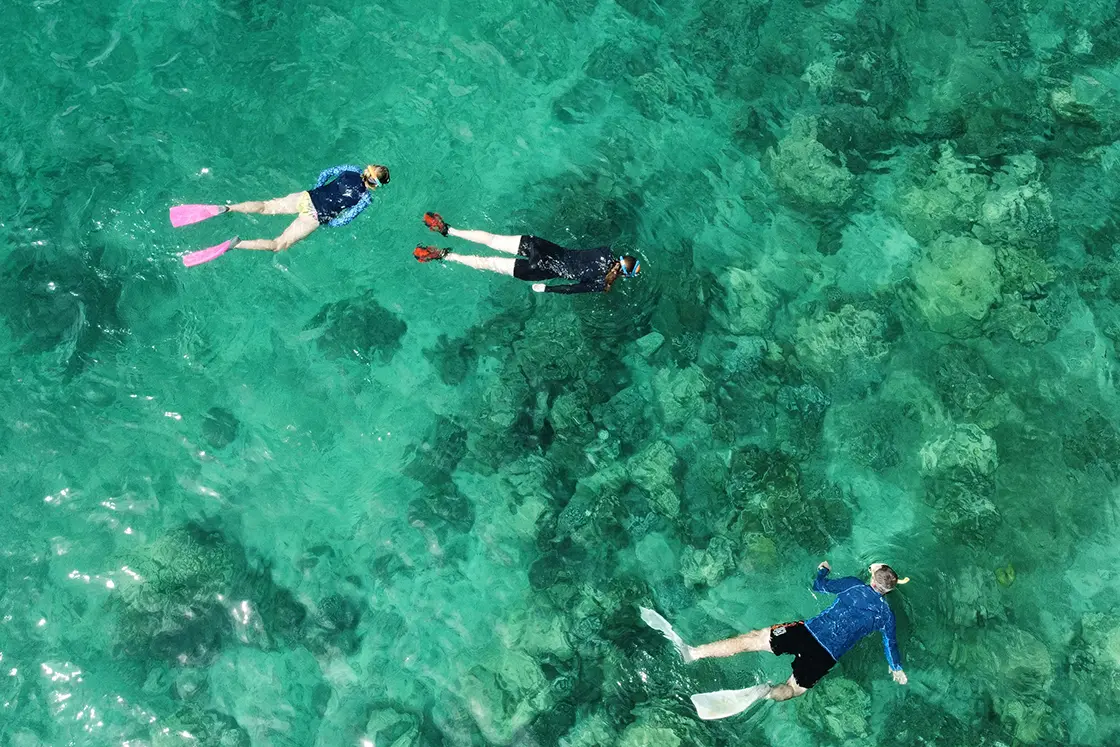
left=201, top=407, right=239, bottom=449
left=651, top=364, right=714, bottom=430
left=109, top=526, right=240, bottom=660
left=714, top=268, right=777, bottom=335
left=894, top=145, right=988, bottom=243
left=725, top=446, right=853, bottom=553
left=679, top=535, right=736, bottom=587
left=767, top=116, right=858, bottom=207
left=1070, top=611, right=1120, bottom=707
left=911, top=235, right=1000, bottom=337
left=919, top=423, right=1001, bottom=546
left=150, top=706, right=249, bottom=747
left=794, top=303, right=891, bottom=382
left=796, top=676, right=871, bottom=742
left=305, top=290, right=407, bottom=363
left=628, top=441, right=681, bottom=517
left=107, top=525, right=305, bottom=662
left=968, top=627, right=1058, bottom=744
left=0, top=246, right=125, bottom=373
left=363, top=707, right=421, bottom=747
left=209, top=646, right=329, bottom=747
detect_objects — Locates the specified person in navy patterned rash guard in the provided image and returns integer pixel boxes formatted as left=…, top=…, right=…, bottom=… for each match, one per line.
left=225, top=163, right=389, bottom=253
left=677, top=562, right=909, bottom=702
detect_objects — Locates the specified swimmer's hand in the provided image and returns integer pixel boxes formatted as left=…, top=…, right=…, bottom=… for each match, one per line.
left=818, top=561, right=830, bottom=571
left=892, top=669, right=908, bottom=685
left=531, top=283, right=546, bottom=293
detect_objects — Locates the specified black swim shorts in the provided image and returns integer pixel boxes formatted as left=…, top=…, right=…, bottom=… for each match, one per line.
left=513, top=235, right=564, bottom=281
left=770, top=621, right=836, bottom=688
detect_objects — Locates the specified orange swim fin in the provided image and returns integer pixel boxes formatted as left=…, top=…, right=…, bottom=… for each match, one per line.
left=423, top=212, right=450, bottom=236
left=413, top=245, right=449, bottom=263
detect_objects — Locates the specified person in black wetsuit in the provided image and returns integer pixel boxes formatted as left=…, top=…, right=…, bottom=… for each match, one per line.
left=413, top=212, right=640, bottom=294
left=227, top=164, right=388, bottom=253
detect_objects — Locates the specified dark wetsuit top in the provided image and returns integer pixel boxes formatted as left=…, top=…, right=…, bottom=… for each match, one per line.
left=514, top=235, right=615, bottom=294
left=307, top=165, right=371, bottom=227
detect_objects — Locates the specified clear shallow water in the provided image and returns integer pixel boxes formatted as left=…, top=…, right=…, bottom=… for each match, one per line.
left=3, top=0, right=1120, bottom=744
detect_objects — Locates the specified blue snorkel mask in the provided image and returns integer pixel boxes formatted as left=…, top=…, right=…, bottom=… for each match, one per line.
left=620, top=256, right=640, bottom=278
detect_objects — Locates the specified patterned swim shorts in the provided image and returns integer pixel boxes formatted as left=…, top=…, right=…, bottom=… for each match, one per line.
left=297, top=191, right=318, bottom=220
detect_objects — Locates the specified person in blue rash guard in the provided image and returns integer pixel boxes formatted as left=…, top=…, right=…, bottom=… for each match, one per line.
left=679, top=562, right=909, bottom=702
left=227, top=164, right=389, bottom=253
left=412, top=212, right=640, bottom=294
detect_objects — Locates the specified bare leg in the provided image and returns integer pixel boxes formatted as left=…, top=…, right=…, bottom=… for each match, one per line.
left=229, top=191, right=306, bottom=215
left=447, top=227, right=522, bottom=254
left=236, top=214, right=319, bottom=252
left=765, top=675, right=808, bottom=702
left=689, top=628, right=773, bottom=661
left=445, top=253, right=516, bottom=276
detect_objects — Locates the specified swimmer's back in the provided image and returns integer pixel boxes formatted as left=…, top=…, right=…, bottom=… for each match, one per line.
left=309, top=168, right=368, bottom=224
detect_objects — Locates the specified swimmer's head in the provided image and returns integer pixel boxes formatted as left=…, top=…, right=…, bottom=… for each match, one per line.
left=363, top=164, right=390, bottom=188
left=604, top=255, right=640, bottom=292
left=869, top=563, right=908, bottom=593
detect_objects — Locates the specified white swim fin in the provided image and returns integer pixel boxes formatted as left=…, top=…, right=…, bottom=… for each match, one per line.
left=639, top=607, right=692, bottom=661
left=690, top=684, right=770, bottom=720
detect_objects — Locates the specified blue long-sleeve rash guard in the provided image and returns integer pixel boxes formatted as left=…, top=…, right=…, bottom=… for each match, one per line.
left=308, top=164, right=372, bottom=227
left=804, top=567, right=903, bottom=670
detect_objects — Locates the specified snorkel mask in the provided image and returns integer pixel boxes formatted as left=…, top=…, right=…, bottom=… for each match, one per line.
left=364, top=166, right=382, bottom=187
left=620, top=256, right=641, bottom=278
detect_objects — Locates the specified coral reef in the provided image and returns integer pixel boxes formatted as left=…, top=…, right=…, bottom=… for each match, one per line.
left=628, top=441, right=681, bottom=517
left=796, top=676, right=871, bottom=742
left=910, top=235, right=1000, bottom=337
left=304, top=291, right=407, bottom=364
left=109, top=526, right=240, bottom=661
left=767, top=116, right=858, bottom=208
left=107, top=525, right=304, bottom=662
left=150, top=706, right=249, bottom=747
left=651, top=364, right=715, bottom=431
left=967, top=626, right=1059, bottom=744
left=725, top=446, right=853, bottom=553
left=714, top=268, right=777, bottom=335
left=679, top=535, right=736, bottom=587
left=1069, top=611, right=1120, bottom=707
left=893, top=145, right=988, bottom=243
left=201, top=407, right=240, bottom=449
left=209, top=646, right=329, bottom=747
left=794, top=303, right=891, bottom=383
left=919, top=423, right=1001, bottom=546
left=7, top=0, right=1120, bottom=745
left=363, top=707, right=421, bottom=747
left=0, top=246, right=125, bottom=373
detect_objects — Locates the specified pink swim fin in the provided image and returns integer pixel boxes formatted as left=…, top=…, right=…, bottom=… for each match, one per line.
left=170, top=204, right=228, bottom=227
left=182, top=237, right=237, bottom=267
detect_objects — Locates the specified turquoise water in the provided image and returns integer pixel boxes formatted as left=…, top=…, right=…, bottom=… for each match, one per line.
left=3, top=0, right=1120, bottom=743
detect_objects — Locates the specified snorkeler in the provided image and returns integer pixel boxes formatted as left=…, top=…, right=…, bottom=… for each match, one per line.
left=642, top=562, right=908, bottom=719
left=171, top=164, right=389, bottom=266
left=412, top=212, right=640, bottom=294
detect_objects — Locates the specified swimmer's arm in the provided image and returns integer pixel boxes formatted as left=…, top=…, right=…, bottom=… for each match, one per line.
left=880, top=611, right=904, bottom=674
left=536, top=280, right=599, bottom=294
left=328, top=192, right=371, bottom=228
left=315, top=164, right=361, bottom=188
left=812, top=565, right=859, bottom=594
